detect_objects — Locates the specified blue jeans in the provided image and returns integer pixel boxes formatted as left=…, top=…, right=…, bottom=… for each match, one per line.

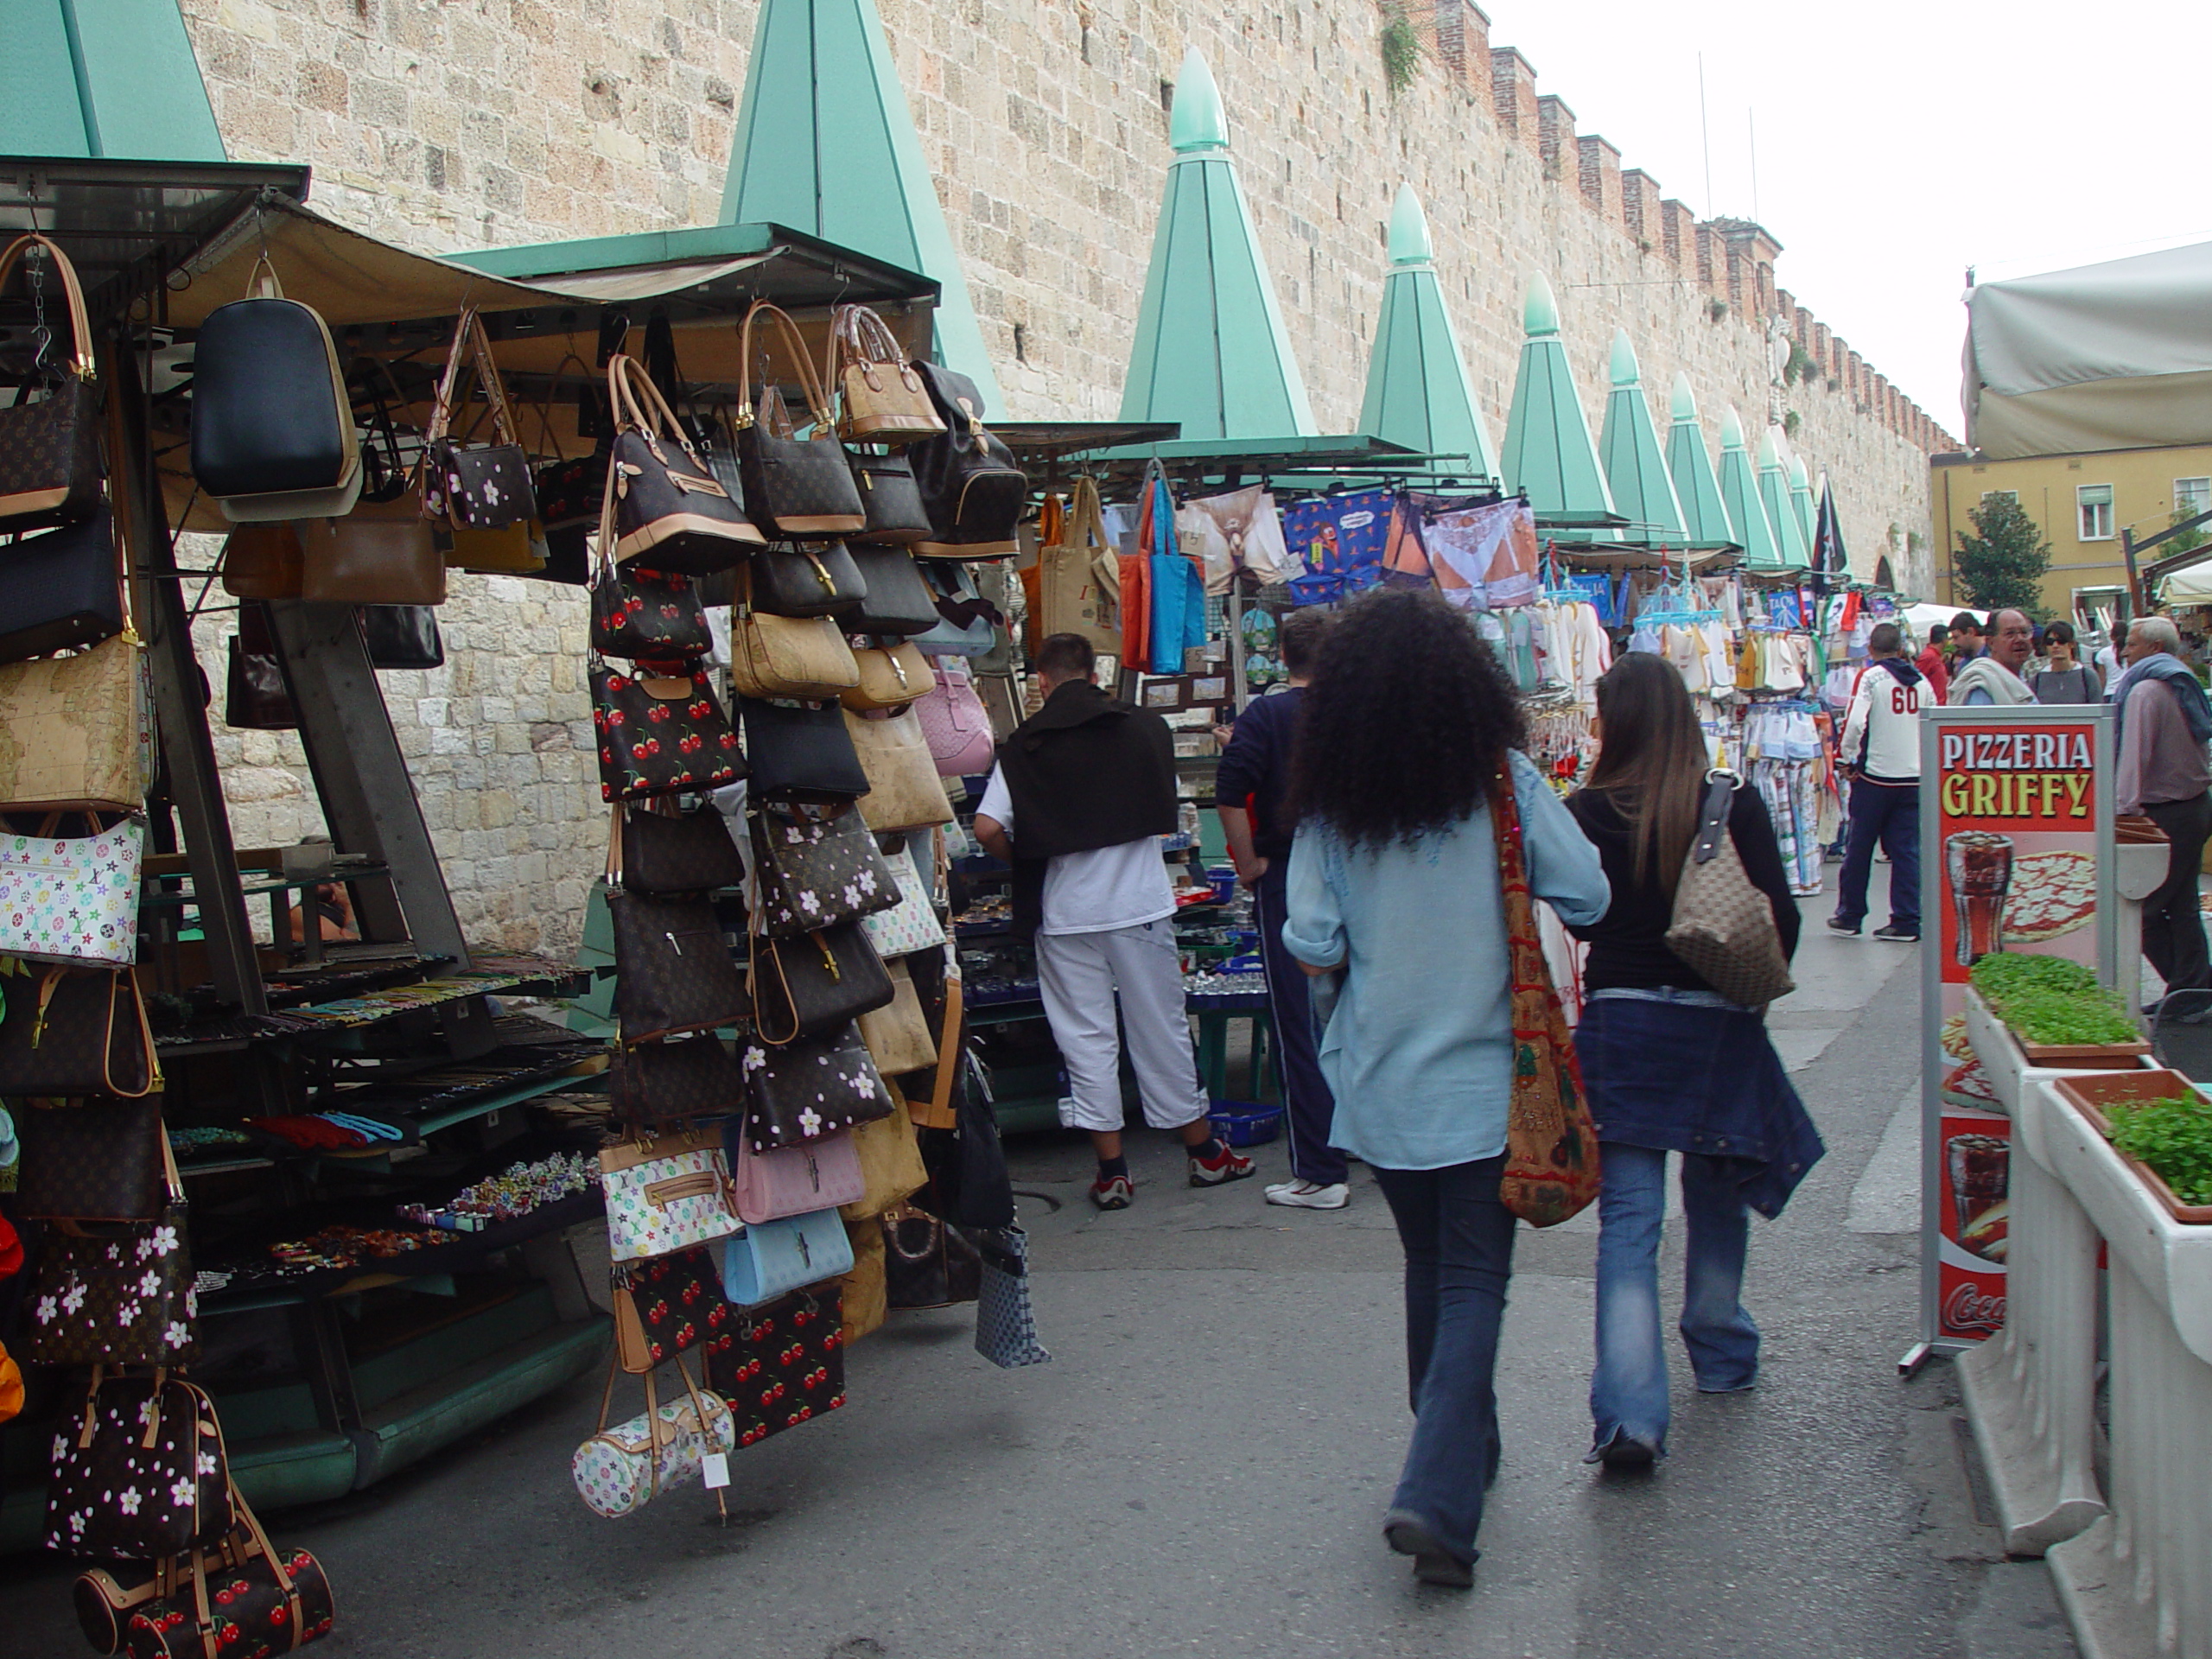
left=1834, top=779, right=1919, bottom=932
left=1591, top=1143, right=1759, bottom=1453
left=1372, top=1156, right=1516, bottom=1563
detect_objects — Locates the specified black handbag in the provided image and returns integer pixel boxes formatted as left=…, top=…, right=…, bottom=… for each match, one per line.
left=607, top=888, right=747, bottom=1042
left=0, top=503, right=123, bottom=665
left=740, top=696, right=871, bottom=805
left=611, top=803, right=747, bottom=895
left=906, top=362, right=1027, bottom=558
left=45, top=1374, right=232, bottom=1561
left=748, top=920, right=895, bottom=1046
left=848, top=450, right=932, bottom=543
left=840, top=543, right=942, bottom=636
left=226, top=611, right=297, bottom=731
left=419, top=307, right=537, bottom=531
left=0, top=964, right=159, bottom=1096
left=359, top=604, right=443, bottom=670
left=881, top=1202, right=982, bottom=1307
left=603, top=354, right=761, bottom=574
left=607, top=1032, right=747, bottom=1125
left=531, top=353, right=611, bottom=531
left=190, top=259, right=360, bottom=518
left=0, top=234, right=104, bottom=534
left=734, top=302, right=866, bottom=539
left=589, top=559, right=711, bottom=660
left=590, top=658, right=746, bottom=803
left=16, top=1096, right=166, bottom=1222
left=738, top=1020, right=896, bottom=1152
left=749, top=540, right=868, bottom=619
left=748, top=804, right=902, bottom=936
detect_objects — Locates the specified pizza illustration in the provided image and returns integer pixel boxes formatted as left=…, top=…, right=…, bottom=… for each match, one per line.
left=1941, top=1015, right=1972, bottom=1064
left=1942, top=1058, right=1997, bottom=1109
left=2003, top=849, right=2097, bottom=944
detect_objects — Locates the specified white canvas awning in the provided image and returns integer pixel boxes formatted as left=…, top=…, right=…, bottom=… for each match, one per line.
left=1965, top=239, right=2212, bottom=459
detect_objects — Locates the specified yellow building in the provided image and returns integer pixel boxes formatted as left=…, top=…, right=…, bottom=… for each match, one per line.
left=1930, top=442, right=2212, bottom=615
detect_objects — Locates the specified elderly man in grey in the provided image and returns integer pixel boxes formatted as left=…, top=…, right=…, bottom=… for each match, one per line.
left=2116, top=614, right=2212, bottom=1001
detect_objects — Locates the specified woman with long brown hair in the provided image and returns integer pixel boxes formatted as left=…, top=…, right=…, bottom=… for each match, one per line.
left=1565, top=652, right=1823, bottom=1468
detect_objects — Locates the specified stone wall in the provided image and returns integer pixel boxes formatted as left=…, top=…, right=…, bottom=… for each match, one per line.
left=172, top=0, right=1952, bottom=957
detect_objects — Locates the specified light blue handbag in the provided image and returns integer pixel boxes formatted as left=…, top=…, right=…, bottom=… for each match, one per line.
left=721, top=1206, right=855, bottom=1308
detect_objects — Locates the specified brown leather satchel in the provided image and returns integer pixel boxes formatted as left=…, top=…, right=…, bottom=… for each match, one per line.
left=296, top=514, right=447, bottom=606
left=830, top=305, right=945, bottom=445
left=220, top=524, right=304, bottom=600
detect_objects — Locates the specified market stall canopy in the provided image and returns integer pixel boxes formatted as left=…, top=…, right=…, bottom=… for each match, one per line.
left=0, top=0, right=223, bottom=162
left=1757, top=427, right=1813, bottom=570
left=1118, top=49, right=1317, bottom=442
left=1597, top=332, right=1686, bottom=541
left=1965, top=238, right=2212, bottom=458
left=1357, top=184, right=1498, bottom=480
left=1499, top=273, right=1622, bottom=540
left=2158, top=563, right=2212, bottom=606
left=1664, top=373, right=1737, bottom=549
left=718, top=0, right=1001, bottom=415
left=1717, top=406, right=1785, bottom=570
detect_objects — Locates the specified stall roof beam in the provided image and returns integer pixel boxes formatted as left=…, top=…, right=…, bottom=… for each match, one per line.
left=0, top=1, right=224, bottom=163
left=720, top=0, right=1001, bottom=414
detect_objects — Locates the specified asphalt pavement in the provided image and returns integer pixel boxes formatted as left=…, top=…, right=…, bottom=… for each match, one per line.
left=0, top=870, right=2085, bottom=1658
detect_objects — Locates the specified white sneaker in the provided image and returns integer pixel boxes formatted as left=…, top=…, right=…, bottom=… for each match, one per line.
left=1265, top=1179, right=1350, bottom=1210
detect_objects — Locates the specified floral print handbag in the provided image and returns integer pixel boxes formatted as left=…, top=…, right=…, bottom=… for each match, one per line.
left=24, top=1136, right=196, bottom=1368
left=739, top=1020, right=895, bottom=1153
left=590, top=657, right=745, bottom=803
left=748, top=805, right=902, bottom=938
left=43, top=1372, right=232, bottom=1560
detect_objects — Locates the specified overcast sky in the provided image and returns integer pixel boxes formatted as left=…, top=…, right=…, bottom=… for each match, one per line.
left=1486, top=0, right=2204, bottom=439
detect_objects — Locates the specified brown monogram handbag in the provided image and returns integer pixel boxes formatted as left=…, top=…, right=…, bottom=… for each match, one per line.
left=0, top=233, right=104, bottom=534
left=16, top=1096, right=166, bottom=1223
left=0, top=964, right=160, bottom=1096
left=734, top=302, right=866, bottom=539
left=829, top=304, right=945, bottom=444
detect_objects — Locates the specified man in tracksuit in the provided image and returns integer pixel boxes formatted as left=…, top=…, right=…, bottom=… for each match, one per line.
left=1829, top=622, right=1924, bottom=942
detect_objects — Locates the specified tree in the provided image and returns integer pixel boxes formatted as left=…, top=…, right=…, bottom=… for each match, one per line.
left=1953, top=495, right=2051, bottom=614
left=2163, top=505, right=2208, bottom=559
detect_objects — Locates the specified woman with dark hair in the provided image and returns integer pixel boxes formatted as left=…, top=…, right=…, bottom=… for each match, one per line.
left=2030, top=619, right=2101, bottom=704
left=1281, top=589, right=1608, bottom=1588
left=1565, top=652, right=1823, bottom=1469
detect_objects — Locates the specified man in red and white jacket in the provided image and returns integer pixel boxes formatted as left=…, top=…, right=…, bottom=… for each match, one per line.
left=1830, top=622, right=1925, bottom=942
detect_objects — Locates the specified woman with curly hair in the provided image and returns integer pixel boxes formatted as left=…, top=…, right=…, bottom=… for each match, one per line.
left=1281, top=589, right=1608, bottom=1588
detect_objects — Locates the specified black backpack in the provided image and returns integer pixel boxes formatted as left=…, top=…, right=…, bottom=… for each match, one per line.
left=906, top=362, right=1026, bottom=559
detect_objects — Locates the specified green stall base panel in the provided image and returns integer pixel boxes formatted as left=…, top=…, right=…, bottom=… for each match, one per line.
left=351, top=1313, right=607, bottom=1489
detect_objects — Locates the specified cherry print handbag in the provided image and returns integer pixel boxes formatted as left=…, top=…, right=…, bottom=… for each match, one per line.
left=589, top=658, right=745, bottom=803
left=44, top=1371, right=232, bottom=1560
left=703, top=1290, right=846, bottom=1448
left=739, top=1020, right=896, bottom=1153
left=588, top=561, right=710, bottom=662
left=611, top=1244, right=739, bottom=1374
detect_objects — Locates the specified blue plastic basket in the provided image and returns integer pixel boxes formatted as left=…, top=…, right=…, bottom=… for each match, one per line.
left=1207, top=1101, right=1284, bottom=1147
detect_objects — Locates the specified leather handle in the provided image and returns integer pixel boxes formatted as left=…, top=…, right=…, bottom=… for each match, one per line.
left=735, top=301, right=836, bottom=432
left=423, top=307, right=521, bottom=449
left=906, top=973, right=962, bottom=1130
left=0, top=233, right=94, bottom=380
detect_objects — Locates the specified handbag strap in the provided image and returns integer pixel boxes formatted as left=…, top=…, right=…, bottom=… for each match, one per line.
left=0, top=233, right=95, bottom=381
left=905, top=975, right=962, bottom=1131
left=423, top=307, right=522, bottom=450
left=528, top=351, right=598, bottom=464
left=1688, top=769, right=1740, bottom=864
left=224, top=1483, right=307, bottom=1640
left=734, top=302, right=836, bottom=434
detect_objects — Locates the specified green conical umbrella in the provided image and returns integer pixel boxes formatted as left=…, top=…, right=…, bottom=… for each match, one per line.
left=1118, top=49, right=1316, bottom=440
left=1597, top=332, right=1685, bottom=540
left=0, top=0, right=223, bottom=159
left=1663, top=373, right=1735, bottom=547
left=721, top=0, right=1003, bottom=413
left=1758, top=427, right=1813, bottom=570
left=1789, top=453, right=1818, bottom=550
left=1718, top=406, right=1784, bottom=569
left=1500, top=273, right=1618, bottom=539
left=1357, top=184, right=1498, bottom=479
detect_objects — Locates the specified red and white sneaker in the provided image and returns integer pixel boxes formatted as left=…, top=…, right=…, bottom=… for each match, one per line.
left=1091, top=1173, right=1135, bottom=1210
left=1188, top=1141, right=1257, bottom=1187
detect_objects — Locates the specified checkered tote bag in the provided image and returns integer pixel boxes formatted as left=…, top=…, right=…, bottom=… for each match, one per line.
left=973, top=1226, right=1050, bottom=1369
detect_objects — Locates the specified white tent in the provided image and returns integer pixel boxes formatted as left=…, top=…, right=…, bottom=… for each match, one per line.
left=1904, top=602, right=1983, bottom=633
left=2160, top=565, right=2212, bottom=607
left=1964, top=238, right=2212, bottom=459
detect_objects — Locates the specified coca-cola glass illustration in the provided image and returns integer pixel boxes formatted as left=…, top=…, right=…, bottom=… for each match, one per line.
left=1947, top=831, right=2014, bottom=967
left=1948, top=1133, right=2011, bottom=1263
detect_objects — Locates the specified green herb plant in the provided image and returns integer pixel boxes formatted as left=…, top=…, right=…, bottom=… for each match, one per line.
left=2105, top=1093, right=2212, bottom=1207
left=1969, top=954, right=2141, bottom=1047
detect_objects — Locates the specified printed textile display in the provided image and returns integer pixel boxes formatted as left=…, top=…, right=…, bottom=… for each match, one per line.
left=1281, top=489, right=1391, bottom=606
left=1426, top=500, right=1541, bottom=612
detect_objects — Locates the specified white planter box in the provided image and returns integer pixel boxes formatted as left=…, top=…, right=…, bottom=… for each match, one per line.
left=1962, top=984, right=2149, bottom=1120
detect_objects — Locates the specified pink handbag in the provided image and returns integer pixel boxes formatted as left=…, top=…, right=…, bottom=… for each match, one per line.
left=726, top=1126, right=865, bottom=1224
left=913, top=660, right=995, bottom=777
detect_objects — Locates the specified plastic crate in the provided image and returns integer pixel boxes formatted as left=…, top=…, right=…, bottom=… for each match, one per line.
left=1207, top=1101, right=1283, bottom=1147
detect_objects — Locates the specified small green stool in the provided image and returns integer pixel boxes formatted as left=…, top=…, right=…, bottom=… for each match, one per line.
left=1189, top=989, right=1279, bottom=1105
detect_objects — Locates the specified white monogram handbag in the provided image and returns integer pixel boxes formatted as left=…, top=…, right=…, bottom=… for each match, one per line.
left=859, top=845, right=947, bottom=958
left=0, top=814, right=143, bottom=966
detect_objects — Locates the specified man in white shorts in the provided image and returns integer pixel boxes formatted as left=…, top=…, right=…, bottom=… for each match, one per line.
left=974, top=633, right=1256, bottom=1209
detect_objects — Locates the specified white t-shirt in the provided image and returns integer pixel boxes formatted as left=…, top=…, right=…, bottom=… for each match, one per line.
left=976, top=764, right=1177, bottom=936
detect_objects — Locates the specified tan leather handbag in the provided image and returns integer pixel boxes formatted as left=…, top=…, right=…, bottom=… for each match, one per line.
left=447, top=518, right=548, bottom=575
left=846, top=707, right=954, bottom=832
left=830, top=304, right=946, bottom=445
left=857, top=957, right=938, bottom=1075
left=219, top=524, right=303, bottom=601
left=841, top=641, right=937, bottom=712
left=297, top=514, right=448, bottom=606
left=837, top=1224, right=889, bottom=1342
left=728, top=565, right=860, bottom=699
left=839, top=1096, right=931, bottom=1223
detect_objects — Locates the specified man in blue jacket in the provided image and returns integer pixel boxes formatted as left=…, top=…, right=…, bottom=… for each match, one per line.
left=1216, top=609, right=1347, bottom=1209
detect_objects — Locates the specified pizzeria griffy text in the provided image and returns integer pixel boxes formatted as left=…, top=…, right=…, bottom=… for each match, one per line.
left=1938, top=729, right=2094, bottom=819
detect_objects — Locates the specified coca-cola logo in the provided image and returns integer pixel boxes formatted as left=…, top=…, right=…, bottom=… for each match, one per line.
left=1943, top=1282, right=2006, bottom=1335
